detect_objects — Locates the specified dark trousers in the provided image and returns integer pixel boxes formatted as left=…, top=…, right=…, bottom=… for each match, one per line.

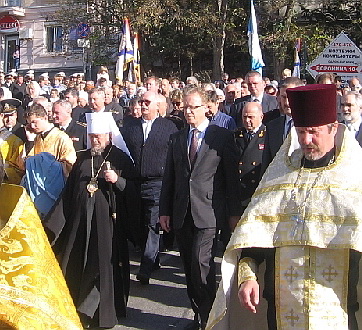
left=139, top=179, right=162, bottom=277
left=175, top=212, right=218, bottom=327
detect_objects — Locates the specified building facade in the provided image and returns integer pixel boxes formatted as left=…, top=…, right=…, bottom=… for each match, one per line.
left=0, top=0, right=83, bottom=75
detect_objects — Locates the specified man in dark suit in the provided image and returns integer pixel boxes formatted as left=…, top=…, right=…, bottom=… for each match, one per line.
left=235, top=102, right=266, bottom=211
left=10, top=74, right=26, bottom=101
left=122, top=91, right=178, bottom=285
left=235, top=71, right=278, bottom=127
left=159, top=87, right=241, bottom=329
left=64, top=88, right=88, bottom=122
left=220, top=83, right=239, bottom=122
left=261, top=77, right=303, bottom=175
left=52, top=100, right=87, bottom=151
left=104, top=86, right=124, bottom=126
left=340, top=91, right=362, bottom=147
left=80, top=88, right=123, bottom=128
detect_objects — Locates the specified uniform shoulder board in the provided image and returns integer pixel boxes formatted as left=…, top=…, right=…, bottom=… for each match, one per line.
left=76, top=121, right=87, bottom=127
left=110, top=110, right=119, bottom=114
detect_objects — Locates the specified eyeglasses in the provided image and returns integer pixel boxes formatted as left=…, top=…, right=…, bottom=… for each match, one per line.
left=139, top=99, right=152, bottom=106
left=183, top=105, right=204, bottom=111
left=172, top=101, right=181, bottom=106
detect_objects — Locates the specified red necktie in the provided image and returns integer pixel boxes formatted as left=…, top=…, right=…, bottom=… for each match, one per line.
left=189, top=129, right=199, bottom=166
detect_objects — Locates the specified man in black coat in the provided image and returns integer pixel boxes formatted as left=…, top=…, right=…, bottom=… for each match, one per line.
left=104, top=86, right=124, bottom=127
left=64, top=88, right=88, bottom=122
left=235, top=102, right=266, bottom=211
left=52, top=100, right=87, bottom=151
left=261, top=77, right=303, bottom=175
left=159, top=87, right=242, bottom=329
left=121, top=91, right=178, bottom=285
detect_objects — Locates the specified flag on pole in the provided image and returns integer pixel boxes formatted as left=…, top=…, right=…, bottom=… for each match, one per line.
left=292, top=38, right=301, bottom=78
left=247, top=0, right=265, bottom=75
left=115, top=17, right=134, bottom=82
left=133, top=32, right=141, bottom=83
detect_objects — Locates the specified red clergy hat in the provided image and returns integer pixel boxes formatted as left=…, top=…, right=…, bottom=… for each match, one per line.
left=286, top=84, right=337, bottom=127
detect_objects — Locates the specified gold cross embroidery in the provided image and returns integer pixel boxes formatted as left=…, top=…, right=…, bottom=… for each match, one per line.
left=322, top=265, right=338, bottom=282
left=284, top=266, right=299, bottom=284
left=285, top=309, right=300, bottom=326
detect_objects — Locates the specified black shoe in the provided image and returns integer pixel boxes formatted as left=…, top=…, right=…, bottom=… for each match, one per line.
left=183, top=319, right=200, bottom=330
left=136, top=272, right=150, bottom=285
left=153, top=263, right=161, bottom=271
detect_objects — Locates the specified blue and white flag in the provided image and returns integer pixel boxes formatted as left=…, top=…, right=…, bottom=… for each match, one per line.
left=247, top=0, right=265, bottom=75
left=292, top=38, right=301, bottom=78
left=115, top=18, right=134, bottom=82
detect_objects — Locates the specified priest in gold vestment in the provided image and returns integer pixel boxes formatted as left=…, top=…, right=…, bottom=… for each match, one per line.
left=24, top=103, right=76, bottom=176
left=207, top=84, right=362, bottom=330
left=0, top=156, right=82, bottom=328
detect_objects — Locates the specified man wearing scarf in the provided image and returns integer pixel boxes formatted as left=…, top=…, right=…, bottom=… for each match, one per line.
left=207, top=84, right=362, bottom=330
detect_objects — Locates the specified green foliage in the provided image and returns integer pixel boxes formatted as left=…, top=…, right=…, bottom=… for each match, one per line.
left=55, top=0, right=362, bottom=79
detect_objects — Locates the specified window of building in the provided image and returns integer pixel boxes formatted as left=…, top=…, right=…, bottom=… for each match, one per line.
left=46, top=26, right=63, bottom=53
left=6, top=0, right=21, bottom=6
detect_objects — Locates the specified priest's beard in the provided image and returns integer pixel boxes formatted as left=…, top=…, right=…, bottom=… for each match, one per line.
left=302, top=143, right=324, bottom=161
left=91, top=146, right=105, bottom=156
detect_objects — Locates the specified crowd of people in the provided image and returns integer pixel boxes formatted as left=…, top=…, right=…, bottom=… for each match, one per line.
left=0, top=66, right=361, bottom=329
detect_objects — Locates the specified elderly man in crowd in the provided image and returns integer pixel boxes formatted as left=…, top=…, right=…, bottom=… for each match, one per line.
left=47, top=112, right=136, bottom=329
left=207, top=84, right=362, bottom=330
left=122, top=90, right=178, bottom=285
left=235, top=102, right=265, bottom=212
left=341, top=91, right=362, bottom=146
left=52, top=99, right=87, bottom=151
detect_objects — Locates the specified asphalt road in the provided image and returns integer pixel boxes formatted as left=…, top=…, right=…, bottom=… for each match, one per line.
left=110, top=243, right=223, bottom=330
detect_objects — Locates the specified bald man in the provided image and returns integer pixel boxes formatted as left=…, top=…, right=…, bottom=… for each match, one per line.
left=235, top=102, right=266, bottom=211
left=121, top=91, right=178, bottom=284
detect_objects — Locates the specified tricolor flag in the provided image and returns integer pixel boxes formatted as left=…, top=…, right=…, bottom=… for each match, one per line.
left=247, top=0, right=265, bottom=74
left=292, top=38, right=301, bottom=78
left=115, top=17, right=134, bottom=82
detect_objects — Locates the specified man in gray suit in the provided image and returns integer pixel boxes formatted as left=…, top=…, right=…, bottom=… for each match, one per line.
left=341, top=91, right=362, bottom=147
left=236, top=71, right=278, bottom=114
left=159, top=87, right=241, bottom=329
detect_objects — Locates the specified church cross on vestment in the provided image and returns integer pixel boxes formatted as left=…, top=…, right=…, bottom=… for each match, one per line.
left=285, top=309, right=300, bottom=327
left=322, top=265, right=338, bottom=282
left=284, top=266, right=299, bottom=284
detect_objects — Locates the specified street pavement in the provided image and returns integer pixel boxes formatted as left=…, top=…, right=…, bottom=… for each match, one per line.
left=110, top=243, right=223, bottom=330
